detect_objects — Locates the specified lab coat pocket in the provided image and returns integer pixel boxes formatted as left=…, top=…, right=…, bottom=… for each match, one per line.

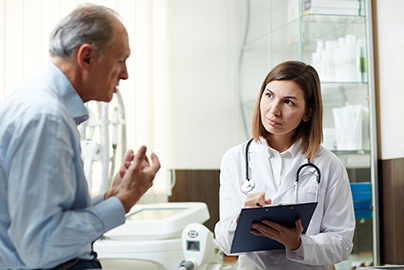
left=298, top=188, right=318, bottom=203
left=300, top=188, right=326, bottom=234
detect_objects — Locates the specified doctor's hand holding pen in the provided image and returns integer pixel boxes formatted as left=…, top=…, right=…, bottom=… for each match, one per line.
left=104, top=145, right=161, bottom=213
left=243, top=192, right=304, bottom=251
left=244, top=191, right=272, bottom=208
left=236, top=192, right=272, bottom=223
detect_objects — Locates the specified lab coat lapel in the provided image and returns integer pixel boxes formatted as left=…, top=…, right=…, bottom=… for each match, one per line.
left=248, top=139, right=277, bottom=196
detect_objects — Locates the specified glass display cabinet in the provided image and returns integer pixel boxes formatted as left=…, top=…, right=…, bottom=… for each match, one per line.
left=238, top=0, right=379, bottom=266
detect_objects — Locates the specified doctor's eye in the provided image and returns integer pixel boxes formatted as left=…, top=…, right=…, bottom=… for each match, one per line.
left=285, top=100, right=295, bottom=106
left=264, top=91, right=273, bottom=99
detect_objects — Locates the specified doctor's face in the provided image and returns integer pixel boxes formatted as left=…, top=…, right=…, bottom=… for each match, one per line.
left=260, top=80, right=311, bottom=142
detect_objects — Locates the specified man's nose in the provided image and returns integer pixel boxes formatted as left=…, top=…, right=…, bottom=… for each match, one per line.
left=120, top=64, right=129, bottom=80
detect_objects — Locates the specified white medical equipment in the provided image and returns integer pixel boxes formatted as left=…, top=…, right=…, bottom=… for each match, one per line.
left=79, top=89, right=126, bottom=194
left=179, top=223, right=230, bottom=270
left=94, top=202, right=210, bottom=270
left=240, top=138, right=321, bottom=203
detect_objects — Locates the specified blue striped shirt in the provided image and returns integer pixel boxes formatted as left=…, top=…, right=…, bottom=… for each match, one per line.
left=0, top=62, right=125, bottom=269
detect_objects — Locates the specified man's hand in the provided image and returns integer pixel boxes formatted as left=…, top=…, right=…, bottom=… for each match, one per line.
left=108, top=146, right=160, bottom=213
left=104, top=149, right=134, bottom=199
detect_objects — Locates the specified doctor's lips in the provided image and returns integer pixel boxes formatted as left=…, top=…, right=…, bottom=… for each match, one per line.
left=266, top=118, right=281, bottom=126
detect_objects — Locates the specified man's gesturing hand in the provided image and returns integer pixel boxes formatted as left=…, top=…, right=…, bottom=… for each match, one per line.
left=114, top=145, right=160, bottom=213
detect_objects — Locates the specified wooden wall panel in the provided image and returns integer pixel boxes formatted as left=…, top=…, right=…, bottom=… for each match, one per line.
left=379, top=157, right=404, bottom=264
left=168, top=169, right=220, bottom=233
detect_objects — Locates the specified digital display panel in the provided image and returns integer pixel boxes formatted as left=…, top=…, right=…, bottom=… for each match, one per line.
left=126, top=208, right=187, bottom=221
left=187, top=240, right=200, bottom=251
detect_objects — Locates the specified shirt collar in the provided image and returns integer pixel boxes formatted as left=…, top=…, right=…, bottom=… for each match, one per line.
left=42, top=61, right=88, bottom=125
left=267, top=139, right=302, bottom=158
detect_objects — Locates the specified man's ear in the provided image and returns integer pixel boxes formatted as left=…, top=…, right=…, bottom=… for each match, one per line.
left=76, top=43, right=95, bottom=71
left=303, top=107, right=312, bottom=122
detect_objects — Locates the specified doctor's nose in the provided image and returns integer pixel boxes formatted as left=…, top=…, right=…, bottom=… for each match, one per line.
left=269, top=102, right=281, bottom=116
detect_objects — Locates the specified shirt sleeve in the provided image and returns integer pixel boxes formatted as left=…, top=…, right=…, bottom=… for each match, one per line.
left=7, top=112, right=125, bottom=269
left=92, top=193, right=106, bottom=206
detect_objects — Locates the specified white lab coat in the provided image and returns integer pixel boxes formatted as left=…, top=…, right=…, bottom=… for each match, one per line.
left=214, top=138, right=355, bottom=270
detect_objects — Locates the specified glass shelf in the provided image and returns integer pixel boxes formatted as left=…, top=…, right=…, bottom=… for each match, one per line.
left=300, top=15, right=367, bottom=55
left=321, top=82, right=369, bottom=99
left=332, top=149, right=370, bottom=155
left=301, top=14, right=366, bottom=24
left=243, top=15, right=366, bottom=50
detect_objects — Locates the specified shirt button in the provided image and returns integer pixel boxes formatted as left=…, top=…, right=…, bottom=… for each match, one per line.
left=274, top=259, right=280, bottom=264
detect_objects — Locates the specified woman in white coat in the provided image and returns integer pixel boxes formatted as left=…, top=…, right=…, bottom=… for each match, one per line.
left=214, top=61, right=355, bottom=270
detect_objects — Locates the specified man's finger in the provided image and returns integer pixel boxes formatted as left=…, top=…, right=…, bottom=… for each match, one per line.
left=143, top=154, right=150, bottom=165
left=119, top=150, right=134, bottom=177
left=123, top=149, right=134, bottom=163
left=132, top=146, right=147, bottom=168
left=144, top=153, right=161, bottom=174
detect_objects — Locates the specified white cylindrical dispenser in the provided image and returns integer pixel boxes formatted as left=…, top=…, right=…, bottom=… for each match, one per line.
left=335, top=37, right=346, bottom=82
left=343, top=35, right=362, bottom=82
left=312, top=52, right=321, bottom=78
left=313, top=40, right=324, bottom=80
left=321, top=40, right=337, bottom=82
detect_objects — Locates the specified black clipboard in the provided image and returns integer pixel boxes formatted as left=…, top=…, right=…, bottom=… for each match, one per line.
left=230, top=202, right=318, bottom=253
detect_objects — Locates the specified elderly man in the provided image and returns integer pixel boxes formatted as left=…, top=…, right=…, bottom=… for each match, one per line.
left=0, top=4, right=160, bottom=270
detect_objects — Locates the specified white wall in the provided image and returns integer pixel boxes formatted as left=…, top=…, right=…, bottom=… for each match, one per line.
left=0, top=0, right=246, bottom=173
left=373, top=0, right=404, bottom=160
left=0, top=0, right=66, bottom=95
left=167, top=0, right=245, bottom=169
left=0, top=0, right=136, bottom=95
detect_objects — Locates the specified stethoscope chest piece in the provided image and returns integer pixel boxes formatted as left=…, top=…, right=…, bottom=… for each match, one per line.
left=240, top=179, right=255, bottom=195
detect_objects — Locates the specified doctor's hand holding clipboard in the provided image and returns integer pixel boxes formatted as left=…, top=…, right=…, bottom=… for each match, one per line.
left=243, top=192, right=304, bottom=251
left=214, top=61, right=355, bottom=270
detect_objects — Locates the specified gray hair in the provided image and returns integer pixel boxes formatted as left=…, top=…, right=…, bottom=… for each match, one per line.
left=49, top=4, right=121, bottom=60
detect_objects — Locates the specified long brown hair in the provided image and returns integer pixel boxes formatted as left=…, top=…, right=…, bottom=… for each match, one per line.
left=251, top=61, right=323, bottom=160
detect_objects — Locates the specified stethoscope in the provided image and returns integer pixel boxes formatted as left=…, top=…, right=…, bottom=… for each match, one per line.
left=240, top=138, right=321, bottom=204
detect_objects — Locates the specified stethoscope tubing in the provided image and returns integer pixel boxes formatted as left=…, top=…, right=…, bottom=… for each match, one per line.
left=245, top=138, right=254, bottom=181
left=241, top=138, right=321, bottom=204
left=294, top=162, right=321, bottom=203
